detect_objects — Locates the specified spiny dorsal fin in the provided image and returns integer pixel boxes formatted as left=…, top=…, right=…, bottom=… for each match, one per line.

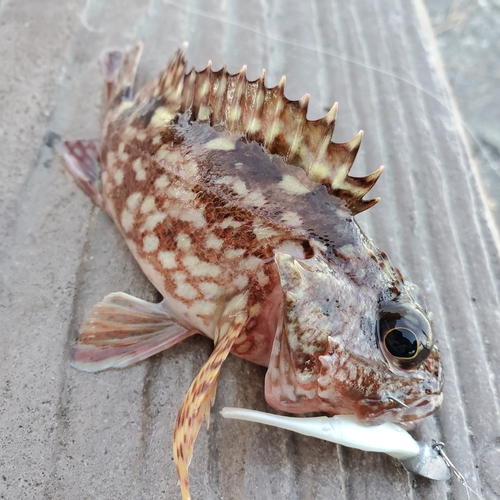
left=148, top=45, right=384, bottom=215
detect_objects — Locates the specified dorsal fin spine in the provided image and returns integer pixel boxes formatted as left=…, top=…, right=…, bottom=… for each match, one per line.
left=320, top=103, right=338, bottom=157
left=181, top=68, right=197, bottom=114
left=265, top=76, right=286, bottom=149
left=195, top=61, right=212, bottom=123
left=228, top=66, right=247, bottom=131
left=328, top=131, right=363, bottom=184
left=346, top=130, right=363, bottom=159
left=157, top=45, right=187, bottom=103
left=349, top=166, right=384, bottom=197
left=211, top=65, right=228, bottom=126
left=150, top=48, right=383, bottom=215
left=246, top=69, right=266, bottom=136
left=287, top=93, right=309, bottom=161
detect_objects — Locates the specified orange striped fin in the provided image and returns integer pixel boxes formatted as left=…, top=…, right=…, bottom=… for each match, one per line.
left=173, top=293, right=249, bottom=500
left=70, top=292, right=195, bottom=372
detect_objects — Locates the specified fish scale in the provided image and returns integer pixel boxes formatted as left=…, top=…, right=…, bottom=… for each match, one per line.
left=58, top=42, right=443, bottom=500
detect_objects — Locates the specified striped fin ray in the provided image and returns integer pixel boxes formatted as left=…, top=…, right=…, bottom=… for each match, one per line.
left=173, top=293, right=249, bottom=500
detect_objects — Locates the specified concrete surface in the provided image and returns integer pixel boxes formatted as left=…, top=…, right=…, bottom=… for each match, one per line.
left=1, top=0, right=499, bottom=499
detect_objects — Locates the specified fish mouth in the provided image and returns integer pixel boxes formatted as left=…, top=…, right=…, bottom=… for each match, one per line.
left=354, top=393, right=443, bottom=425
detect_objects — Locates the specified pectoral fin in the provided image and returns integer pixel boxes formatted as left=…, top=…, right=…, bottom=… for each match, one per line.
left=173, top=293, right=248, bottom=500
left=71, top=292, right=195, bottom=372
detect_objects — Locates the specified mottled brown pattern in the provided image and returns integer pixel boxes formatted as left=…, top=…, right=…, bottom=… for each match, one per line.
left=60, top=43, right=443, bottom=500
left=90, top=41, right=443, bottom=418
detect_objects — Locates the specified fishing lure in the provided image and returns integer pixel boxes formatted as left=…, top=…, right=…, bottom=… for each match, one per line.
left=58, top=42, right=443, bottom=499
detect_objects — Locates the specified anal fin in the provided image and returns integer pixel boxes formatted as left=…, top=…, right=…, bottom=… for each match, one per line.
left=71, top=292, right=195, bottom=372
left=56, top=139, right=103, bottom=208
left=173, top=293, right=249, bottom=500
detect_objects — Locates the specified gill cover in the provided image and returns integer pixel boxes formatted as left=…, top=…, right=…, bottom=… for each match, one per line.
left=264, top=252, right=376, bottom=414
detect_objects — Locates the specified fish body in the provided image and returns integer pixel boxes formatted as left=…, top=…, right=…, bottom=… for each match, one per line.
left=59, top=43, right=443, bottom=499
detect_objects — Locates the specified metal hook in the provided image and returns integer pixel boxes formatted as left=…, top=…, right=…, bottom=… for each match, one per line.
left=387, top=396, right=409, bottom=408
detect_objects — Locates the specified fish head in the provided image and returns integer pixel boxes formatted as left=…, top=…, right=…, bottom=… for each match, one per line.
left=265, top=251, right=443, bottom=425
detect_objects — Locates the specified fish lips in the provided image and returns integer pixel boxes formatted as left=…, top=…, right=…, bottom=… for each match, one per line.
left=354, top=392, right=444, bottom=425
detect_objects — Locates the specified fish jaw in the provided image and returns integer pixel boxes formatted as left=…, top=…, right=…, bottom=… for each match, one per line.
left=353, top=345, right=443, bottom=424
left=317, top=342, right=444, bottom=425
left=264, top=252, right=443, bottom=424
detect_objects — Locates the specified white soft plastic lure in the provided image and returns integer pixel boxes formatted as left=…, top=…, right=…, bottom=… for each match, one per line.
left=221, top=407, right=450, bottom=481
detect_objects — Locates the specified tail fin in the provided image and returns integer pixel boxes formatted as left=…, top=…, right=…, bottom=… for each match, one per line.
left=55, top=139, right=103, bottom=208
left=100, top=41, right=144, bottom=107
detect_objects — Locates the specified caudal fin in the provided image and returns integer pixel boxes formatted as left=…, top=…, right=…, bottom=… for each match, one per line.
left=56, top=139, right=103, bottom=208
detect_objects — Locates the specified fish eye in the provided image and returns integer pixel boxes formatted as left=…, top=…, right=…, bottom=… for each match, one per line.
left=377, top=301, right=434, bottom=370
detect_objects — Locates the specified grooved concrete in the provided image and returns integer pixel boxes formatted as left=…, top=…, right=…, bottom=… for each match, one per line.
left=1, top=1, right=499, bottom=499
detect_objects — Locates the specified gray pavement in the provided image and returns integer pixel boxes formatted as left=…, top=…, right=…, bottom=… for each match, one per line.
left=424, top=0, right=500, bottom=229
left=1, top=1, right=499, bottom=499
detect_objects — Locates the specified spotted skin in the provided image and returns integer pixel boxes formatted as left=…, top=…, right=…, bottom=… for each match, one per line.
left=60, top=43, right=443, bottom=499
left=100, top=109, right=355, bottom=363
